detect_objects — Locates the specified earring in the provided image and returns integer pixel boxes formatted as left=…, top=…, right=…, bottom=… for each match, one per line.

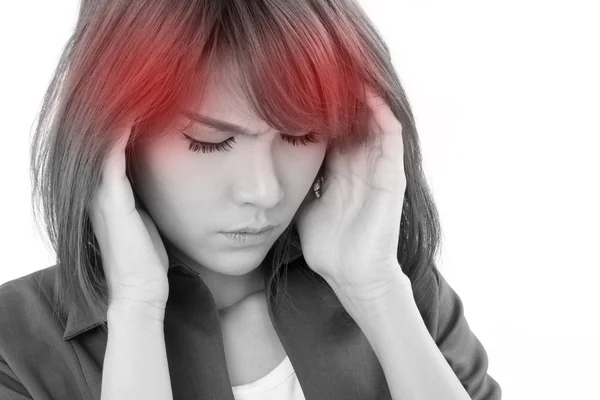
left=312, top=176, right=323, bottom=198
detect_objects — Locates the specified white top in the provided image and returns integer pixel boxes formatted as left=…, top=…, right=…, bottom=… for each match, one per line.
left=231, top=356, right=306, bottom=400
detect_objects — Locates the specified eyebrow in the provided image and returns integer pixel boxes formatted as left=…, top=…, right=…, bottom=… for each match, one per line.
left=184, top=111, right=275, bottom=137
left=183, top=111, right=308, bottom=137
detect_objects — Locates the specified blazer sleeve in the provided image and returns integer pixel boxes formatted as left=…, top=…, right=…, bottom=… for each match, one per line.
left=0, top=356, right=33, bottom=400
left=433, top=268, right=502, bottom=400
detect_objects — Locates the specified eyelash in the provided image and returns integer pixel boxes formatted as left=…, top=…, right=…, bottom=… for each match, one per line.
left=185, top=132, right=321, bottom=154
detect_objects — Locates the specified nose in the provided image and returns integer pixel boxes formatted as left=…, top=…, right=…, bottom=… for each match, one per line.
left=233, top=146, right=284, bottom=208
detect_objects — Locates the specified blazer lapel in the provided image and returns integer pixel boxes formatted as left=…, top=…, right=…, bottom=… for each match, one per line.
left=163, top=255, right=392, bottom=400
left=268, top=259, right=393, bottom=400
left=164, top=264, right=235, bottom=400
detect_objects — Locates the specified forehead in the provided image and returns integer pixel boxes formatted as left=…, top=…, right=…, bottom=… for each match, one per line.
left=184, top=65, right=273, bottom=136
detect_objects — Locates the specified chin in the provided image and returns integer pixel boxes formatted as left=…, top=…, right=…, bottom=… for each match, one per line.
left=194, top=248, right=269, bottom=275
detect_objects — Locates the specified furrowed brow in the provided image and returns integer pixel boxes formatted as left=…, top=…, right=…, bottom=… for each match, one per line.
left=183, top=112, right=265, bottom=137
left=182, top=111, right=310, bottom=137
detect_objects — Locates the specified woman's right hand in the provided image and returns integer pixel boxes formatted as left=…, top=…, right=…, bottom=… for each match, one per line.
left=89, top=120, right=170, bottom=310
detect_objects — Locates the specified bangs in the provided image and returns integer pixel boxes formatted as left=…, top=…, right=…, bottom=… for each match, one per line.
left=194, top=0, right=374, bottom=150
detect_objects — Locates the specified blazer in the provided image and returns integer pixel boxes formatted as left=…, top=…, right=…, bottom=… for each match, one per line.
left=0, top=252, right=502, bottom=400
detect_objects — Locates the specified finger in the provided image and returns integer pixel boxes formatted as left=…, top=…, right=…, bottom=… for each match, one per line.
left=95, top=121, right=136, bottom=216
left=363, top=85, right=404, bottom=168
left=102, top=121, right=134, bottom=183
left=364, top=85, right=399, bottom=131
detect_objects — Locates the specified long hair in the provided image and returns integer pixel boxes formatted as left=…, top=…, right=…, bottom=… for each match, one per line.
left=31, top=0, right=442, bottom=331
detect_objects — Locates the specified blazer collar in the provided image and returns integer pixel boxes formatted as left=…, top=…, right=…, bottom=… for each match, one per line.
left=62, top=250, right=394, bottom=399
left=62, top=247, right=301, bottom=341
left=62, top=252, right=197, bottom=341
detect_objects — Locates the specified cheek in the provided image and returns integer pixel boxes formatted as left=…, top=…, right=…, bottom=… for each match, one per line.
left=310, top=142, right=328, bottom=175
left=280, top=144, right=327, bottom=189
left=133, top=135, right=211, bottom=190
left=130, top=167, right=213, bottom=249
left=129, top=139, right=210, bottom=218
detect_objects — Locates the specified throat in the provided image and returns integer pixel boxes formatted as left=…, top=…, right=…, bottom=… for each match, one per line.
left=218, top=290, right=288, bottom=386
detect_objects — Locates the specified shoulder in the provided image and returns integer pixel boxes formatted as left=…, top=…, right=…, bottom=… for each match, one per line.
left=0, top=265, right=99, bottom=400
left=0, top=264, right=59, bottom=317
left=0, top=264, right=64, bottom=357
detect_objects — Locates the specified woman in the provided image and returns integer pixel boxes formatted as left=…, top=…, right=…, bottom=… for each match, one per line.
left=0, top=0, right=502, bottom=399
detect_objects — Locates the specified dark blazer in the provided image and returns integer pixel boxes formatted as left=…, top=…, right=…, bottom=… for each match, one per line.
left=0, top=253, right=502, bottom=400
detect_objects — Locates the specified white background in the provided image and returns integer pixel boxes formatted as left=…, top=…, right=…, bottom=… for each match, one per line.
left=1, top=1, right=599, bottom=398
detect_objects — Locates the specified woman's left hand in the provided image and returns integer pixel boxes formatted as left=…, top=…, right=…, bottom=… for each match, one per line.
left=295, top=85, right=409, bottom=299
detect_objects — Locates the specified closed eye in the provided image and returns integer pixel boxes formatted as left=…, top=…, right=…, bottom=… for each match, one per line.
left=182, top=131, right=321, bottom=154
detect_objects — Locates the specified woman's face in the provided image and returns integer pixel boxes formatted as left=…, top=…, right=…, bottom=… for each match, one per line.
left=129, top=69, right=327, bottom=277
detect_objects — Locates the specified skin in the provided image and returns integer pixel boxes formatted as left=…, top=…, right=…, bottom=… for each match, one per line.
left=128, top=63, right=327, bottom=317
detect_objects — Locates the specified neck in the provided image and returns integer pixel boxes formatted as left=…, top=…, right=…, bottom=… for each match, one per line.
left=164, top=241, right=269, bottom=312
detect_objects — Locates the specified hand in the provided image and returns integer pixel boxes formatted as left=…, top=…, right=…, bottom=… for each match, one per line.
left=88, top=119, right=170, bottom=309
left=295, top=85, right=408, bottom=297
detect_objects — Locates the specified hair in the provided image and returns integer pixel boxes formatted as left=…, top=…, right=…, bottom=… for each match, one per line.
left=31, top=0, right=442, bottom=333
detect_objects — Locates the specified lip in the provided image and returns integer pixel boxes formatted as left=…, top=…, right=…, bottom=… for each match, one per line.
left=221, top=224, right=277, bottom=234
left=220, top=227, right=276, bottom=246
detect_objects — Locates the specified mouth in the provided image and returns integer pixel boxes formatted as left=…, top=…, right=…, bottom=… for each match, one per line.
left=221, top=224, right=277, bottom=234
left=220, top=227, right=277, bottom=246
